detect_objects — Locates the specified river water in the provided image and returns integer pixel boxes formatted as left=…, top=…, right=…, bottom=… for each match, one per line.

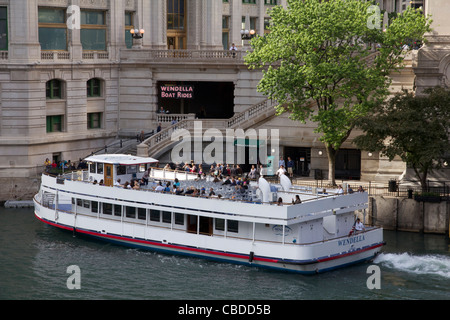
left=1, top=207, right=449, bottom=302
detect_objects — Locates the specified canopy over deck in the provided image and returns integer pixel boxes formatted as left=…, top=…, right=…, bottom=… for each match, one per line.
left=84, top=154, right=158, bottom=166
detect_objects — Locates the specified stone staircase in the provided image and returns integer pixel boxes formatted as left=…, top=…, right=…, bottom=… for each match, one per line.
left=137, top=98, right=279, bottom=158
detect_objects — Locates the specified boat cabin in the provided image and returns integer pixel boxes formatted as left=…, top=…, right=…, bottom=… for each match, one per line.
left=84, top=154, right=158, bottom=187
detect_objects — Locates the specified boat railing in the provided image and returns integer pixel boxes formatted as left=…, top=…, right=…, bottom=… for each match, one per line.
left=49, top=169, right=348, bottom=206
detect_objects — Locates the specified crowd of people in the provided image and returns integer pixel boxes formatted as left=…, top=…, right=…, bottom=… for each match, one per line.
left=44, top=158, right=88, bottom=173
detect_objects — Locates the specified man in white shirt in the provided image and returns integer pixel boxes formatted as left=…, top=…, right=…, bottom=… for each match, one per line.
left=355, top=218, right=365, bottom=232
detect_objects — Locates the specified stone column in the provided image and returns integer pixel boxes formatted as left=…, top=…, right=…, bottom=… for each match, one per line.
left=8, top=0, right=41, bottom=63
left=147, top=0, right=166, bottom=49
left=68, top=0, right=82, bottom=61
left=230, top=0, right=243, bottom=49
left=200, top=0, right=223, bottom=50
left=108, top=0, right=125, bottom=60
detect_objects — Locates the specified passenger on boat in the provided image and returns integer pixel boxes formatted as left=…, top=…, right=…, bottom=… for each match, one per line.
left=114, top=179, right=123, bottom=187
left=355, top=218, right=365, bottom=233
left=337, top=185, right=344, bottom=195
left=248, top=165, right=257, bottom=179
left=174, top=178, right=180, bottom=188
left=357, top=186, right=365, bottom=192
left=155, top=182, right=164, bottom=192
left=292, top=195, right=302, bottom=204
left=222, top=176, right=231, bottom=185
left=276, top=165, right=286, bottom=177
left=175, top=187, right=184, bottom=195
left=142, top=169, right=149, bottom=185
left=133, top=181, right=140, bottom=190
left=277, top=197, right=283, bottom=206
left=208, top=188, right=216, bottom=197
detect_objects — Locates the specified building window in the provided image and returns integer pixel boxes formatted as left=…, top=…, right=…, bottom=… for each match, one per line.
left=46, top=79, right=63, bottom=99
left=125, top=12, right=134, bottom=49
left=46, top=115, right=63, bottom=133
left=87, top=78, right=102, bottom=97
left=167, top=0, right=185, bottom=30
left=242, top=0, right=256, bottom=4
left=264, top=0, right=277, bottom=4
left=87, top=112, right=102, bottom=129
left=81, top=10, right=106, bottom=51
left=0, top=7, right=8, bottom=50
left=222, top=16, right=230, bottom=50
left=38, top=8, right=67, bottom=50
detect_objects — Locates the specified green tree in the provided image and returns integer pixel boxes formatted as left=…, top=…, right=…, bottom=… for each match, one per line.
left=245, top=0, right=431, bottom=185
left=354, top=87, right=450, bottom=192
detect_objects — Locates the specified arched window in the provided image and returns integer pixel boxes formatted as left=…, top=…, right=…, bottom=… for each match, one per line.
left=46, top=79, right=63, bottom=99
left=87, top=78, right=102, bottom=97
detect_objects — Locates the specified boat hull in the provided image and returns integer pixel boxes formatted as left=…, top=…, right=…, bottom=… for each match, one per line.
left=34, top=203, right=384, bottom=274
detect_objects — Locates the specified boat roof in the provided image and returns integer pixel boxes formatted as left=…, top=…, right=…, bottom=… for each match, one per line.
left=84, top=154, right=159, bottom=165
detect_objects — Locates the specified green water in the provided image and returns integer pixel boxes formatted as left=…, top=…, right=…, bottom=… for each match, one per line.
left=1, top=207, right=449, bottom=301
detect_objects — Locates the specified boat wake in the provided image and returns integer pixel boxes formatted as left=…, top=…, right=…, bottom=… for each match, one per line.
left=374, top=252, right=450, bottom=279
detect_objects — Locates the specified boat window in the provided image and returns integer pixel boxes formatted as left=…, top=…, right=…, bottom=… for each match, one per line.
left=162, top=211, right=171, bottom=223
left=103, top=203, right=113, bottom=215
left=77, top=199, right=82, bottom=207
left=114, top=204, right=122, bottom=217
left=89, top=163, right=96, bottom=173
left=91, top=201, right=98, bottom=213
left=174, top=213, right=184, bottom=225
left=137, top=208, right=146, bottom=220
left=83, top=200, right=90, bottom=208
left=215, top=218, right=225, bottom=231
left=117, top=165, right=126, bottom=175
left=150, top=209, right=160, bottom=221
left=139, top=164, right=146, bottom=172
left=228, top=220, right=239, bottom=233
left=97, top=163, right=103, bottom=174
left=126, top=206, right=136, bottom=218
left=127, top=165, right=137, bottom=174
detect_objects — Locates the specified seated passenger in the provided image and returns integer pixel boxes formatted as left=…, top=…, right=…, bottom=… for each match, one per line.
left=292, top=195, right=301, bottom=204
left=155, top=182, right=164, bottom=192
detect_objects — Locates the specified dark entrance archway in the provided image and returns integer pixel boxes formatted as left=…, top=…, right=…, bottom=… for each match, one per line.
left=158, top=81, right=235, bottom=119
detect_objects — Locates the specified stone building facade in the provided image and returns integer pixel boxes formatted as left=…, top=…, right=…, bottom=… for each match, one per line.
left=0, top=0, right=444, bottom=201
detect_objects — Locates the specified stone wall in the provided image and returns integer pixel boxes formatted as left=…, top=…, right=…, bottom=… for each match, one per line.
left=369, top=196, right=450, bottom=234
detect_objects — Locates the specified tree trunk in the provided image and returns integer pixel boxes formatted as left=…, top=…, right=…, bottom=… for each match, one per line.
left=326, top=144, right=337, bottom=186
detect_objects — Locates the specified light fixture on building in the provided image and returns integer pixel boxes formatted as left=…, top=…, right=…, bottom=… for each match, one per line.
left=318, top=150, right=323, bottom=156
left=130, top=28, right=145, bottom=39
left=368, top=152, right=373, bottom=157
left=240, top=29, right=256, bottom=40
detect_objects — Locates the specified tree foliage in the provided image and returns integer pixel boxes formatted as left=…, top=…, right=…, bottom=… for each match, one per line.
left=244, top=0, right=431, bottom=184
left=354, top=87, right=450, bottom=191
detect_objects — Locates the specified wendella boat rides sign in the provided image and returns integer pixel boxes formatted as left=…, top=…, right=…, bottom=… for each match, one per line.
left=160, top=85, right=194, bottom=99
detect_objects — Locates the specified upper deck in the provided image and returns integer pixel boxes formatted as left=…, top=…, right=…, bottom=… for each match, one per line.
left=41, top=171, right=368, bottom=227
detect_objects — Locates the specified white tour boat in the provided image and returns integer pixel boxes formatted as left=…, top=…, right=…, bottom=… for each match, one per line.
left=33, top=154, right=384, bottom=274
